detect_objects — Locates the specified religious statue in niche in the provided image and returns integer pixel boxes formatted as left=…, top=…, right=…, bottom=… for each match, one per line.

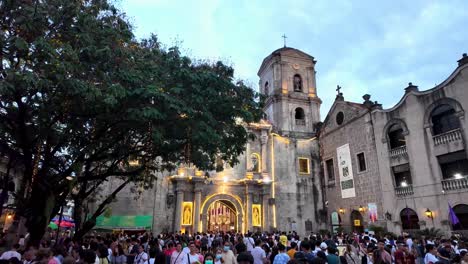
left=249, top=153, right=260, bottom=172
left=182, top=202, right=193, bottom=225
left=293, top=74, right=302, bottom=92
left=252, top=204, right=262, bottom=226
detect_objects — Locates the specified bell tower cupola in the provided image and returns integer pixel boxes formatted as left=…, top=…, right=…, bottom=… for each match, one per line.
left=257, top=47, right=322, bottom=137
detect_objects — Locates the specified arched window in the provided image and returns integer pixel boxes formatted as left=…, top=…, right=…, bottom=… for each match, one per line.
left=293, top=74, right=303, bottom=92
left=452, top=204, right=468, bottom=230
left=264, top=82, right=269, bottom=95
left=388, top=124, right=406, bottom=149
left=400, top=208, right=420, bottom=230
left=431, top=104, right=460, bottom=135
left=295, top=107, right=305, bottom=126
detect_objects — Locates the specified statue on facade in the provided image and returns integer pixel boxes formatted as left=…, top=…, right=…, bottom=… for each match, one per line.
left=293, top=75, right=302, bottom=92
left=183, top=205, right=192, bottom=225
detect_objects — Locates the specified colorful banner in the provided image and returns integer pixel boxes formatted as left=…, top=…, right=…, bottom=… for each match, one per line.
left=182, top=202, right=193, bottom=226
left=252, top=204, right=262, bottom=227
left=337, top=144, right=356, bottom=198
left=368, top=203, right=378, bottom=222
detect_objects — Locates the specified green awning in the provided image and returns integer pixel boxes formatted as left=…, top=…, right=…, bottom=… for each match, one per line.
left=94, top=215, right=152, bottom=230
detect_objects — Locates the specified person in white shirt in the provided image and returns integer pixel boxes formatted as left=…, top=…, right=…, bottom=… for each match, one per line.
left=424, top=245, right=439, bottom=264
left=243, top=235, right=255, bottom=252
left=134, top=245, right=148, bottom=264
left=171, top=243, right=188, bottom=264
left=187, top=242, right=201, bottom=264
left=0, top=244, right=22, bottom=260
left=250, top=240, right=266, bottom=264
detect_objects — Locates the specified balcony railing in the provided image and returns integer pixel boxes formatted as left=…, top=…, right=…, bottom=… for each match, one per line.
left=295, top=119, right=306, bottom=126
left=389, top=145, right=408, bottom=159
left=395, top=185, right=414, bottom=197
left=442, top=177, right=468, bottom=191
left=433, top=128, right=463, bottom=146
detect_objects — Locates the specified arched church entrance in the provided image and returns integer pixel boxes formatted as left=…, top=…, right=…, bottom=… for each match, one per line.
left=200, top=193, right=245, bottom=233
left=206, top=200, right=237, bottom=232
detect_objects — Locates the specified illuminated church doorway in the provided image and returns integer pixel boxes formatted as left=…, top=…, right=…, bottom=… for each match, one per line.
left=206, top=200, right=238, bottom=232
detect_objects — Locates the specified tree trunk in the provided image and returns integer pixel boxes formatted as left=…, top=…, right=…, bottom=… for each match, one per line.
left=24, top=180, right=56, bottom=247
left=73, top=179, right=131, bottom=241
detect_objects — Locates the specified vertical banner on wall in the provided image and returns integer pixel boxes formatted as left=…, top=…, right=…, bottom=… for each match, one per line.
left=182, top=202, right=193, bottom=226
left=337, top=144, right=356, bottom=198
left=368, top=203, right=378, bottom=222
left=252, top=204, right=262, bottom=227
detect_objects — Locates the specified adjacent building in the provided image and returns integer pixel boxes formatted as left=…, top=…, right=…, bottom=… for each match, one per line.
left=321, top=53, right=468, bottom=235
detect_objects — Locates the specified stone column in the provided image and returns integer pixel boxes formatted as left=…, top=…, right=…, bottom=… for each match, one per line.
left=262, top=184, right=271, bottom=230
left=424, top=125, right=443, bottom=185
left=246, top=182, right=254, bottom=232
left=174, top=187, right=184, bottom=232
left=261, top=132, right=268, bottom=173
left=246, top=141, right=251, bottom=171
left=193, top=181, right=203, bottom=234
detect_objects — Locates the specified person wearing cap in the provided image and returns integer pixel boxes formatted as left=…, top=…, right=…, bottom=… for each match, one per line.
left=319, top=243, right=328, bottom=256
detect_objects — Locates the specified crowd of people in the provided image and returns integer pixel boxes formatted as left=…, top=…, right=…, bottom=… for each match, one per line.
left=0, top=230, right=467, bottom=264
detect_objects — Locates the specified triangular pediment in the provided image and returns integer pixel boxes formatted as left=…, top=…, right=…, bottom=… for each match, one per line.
left=321, top=100, right=369, bottom=135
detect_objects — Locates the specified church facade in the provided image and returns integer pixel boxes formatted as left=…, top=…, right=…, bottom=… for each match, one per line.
left=99, top=47, right=327, bottom=235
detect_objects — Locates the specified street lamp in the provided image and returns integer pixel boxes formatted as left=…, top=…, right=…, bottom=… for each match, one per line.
left=339, top=208, right=345, bottom=214
left=425, top=208, right=433, bottom=219
left=358, top=205, right=365, bottom=213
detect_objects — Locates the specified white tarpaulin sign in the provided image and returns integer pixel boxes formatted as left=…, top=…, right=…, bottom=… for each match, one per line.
left=337, top=144, right=356, bottom=198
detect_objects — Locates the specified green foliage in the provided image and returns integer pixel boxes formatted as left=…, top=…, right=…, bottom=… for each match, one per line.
left=334, top=226, right=345, bottom=234
left=416, top=227, right=443, bottom=238
left=0, top=0, right=262, bottom=243
left=319, top=229, right=330, bottom=236
left=369, top=225, right=386, bottom=236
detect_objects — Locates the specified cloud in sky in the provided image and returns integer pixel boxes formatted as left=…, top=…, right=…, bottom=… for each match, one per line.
left=118, top=0, right=468, bottom=118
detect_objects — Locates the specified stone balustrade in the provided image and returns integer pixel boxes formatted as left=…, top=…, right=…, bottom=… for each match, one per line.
left=389, top=145, right=407, bottom=159
left=442, top=177, right=468, bottom=191
left=295, top=119, right=306, bottom=126
left=433, top=128, right=463, bottom=146
left=395, top=185, right=414, bottom=197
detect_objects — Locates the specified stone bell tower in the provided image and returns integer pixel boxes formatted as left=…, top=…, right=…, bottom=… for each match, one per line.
left=258, top=47, right=322, bottom=136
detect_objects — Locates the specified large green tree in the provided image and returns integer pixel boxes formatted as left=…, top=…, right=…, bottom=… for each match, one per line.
left=0, top=0, right=262, bottom=245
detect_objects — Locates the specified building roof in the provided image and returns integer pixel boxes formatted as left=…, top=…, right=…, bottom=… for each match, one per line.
left=257, top=47, right=316, bottom=76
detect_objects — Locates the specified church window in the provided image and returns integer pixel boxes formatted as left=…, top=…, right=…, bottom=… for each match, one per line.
left=325, top=159, right=335, bottom=182
left=388, top=124, right=406, bottom=149
left=392, top=163, right=412, bottom=187
left=336, top=112, right=344, bottom=125
left=298, top=158, right=310, bottom=174
left=293, top=74, right=303, bottom=92
left=295, top=107, right=305, bottom=126
left=431, top=104, right=460, bottom=135
left=437, top=151, right=468, bottom=180
left=264, top=81, right=269, bottom=95
left=250, top=153, right=261, bottom=172
left=357, top=152, right=367, bottom=172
